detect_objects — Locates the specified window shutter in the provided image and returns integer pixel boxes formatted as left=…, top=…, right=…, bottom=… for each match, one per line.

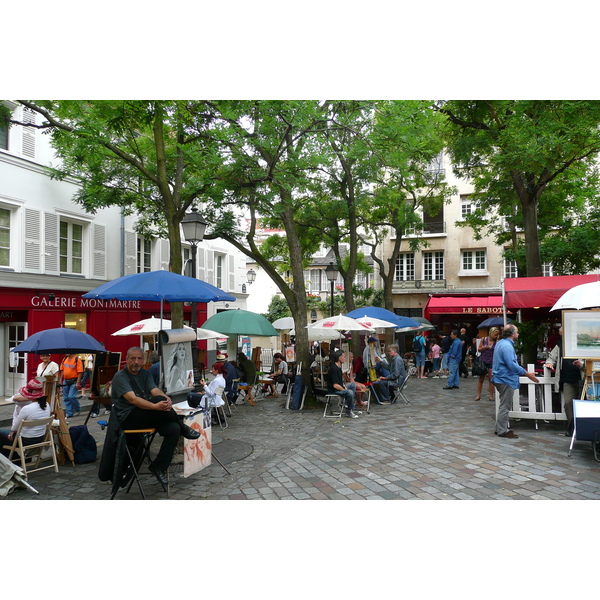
left=196, top=247, right=205, bottom=281
left=23, top=207, right=41, bottom=272
left=206, top=249, right=214, bottom=285
left=92, top=223, right=106, bottom=279
left=124, top=230, right=137, bottom=275
left=228, top=254, right=235, bottom=291
left=159, top=239, right=169, bottom=271
left=43, top=212, right=59, bottom=274
left=21, top=107, right=36, bottom=159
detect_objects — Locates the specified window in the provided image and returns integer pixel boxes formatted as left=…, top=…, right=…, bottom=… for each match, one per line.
left=460, top=249, right=486, bottom=275
left=137, top=237, right=152, bottom=272
left=60, top=220, right=83, bottom=274
left=215, top=254, right=224, bottom=288
left=423, top=251, right=444, bottom=280
left=542, top=262, right=554, bottom=277
left=303, top=269, right=322, bottom=292
left=504, top=259, right=518, bottom=278
left=354, top=271, right=369, bottom=289
left=0, top=207, right=10, bottom=266
left=395, top=253, right=415, bottom=281
left=460, top=195, right=480, bottom=219
left=427, top=152, right=444, bottom=175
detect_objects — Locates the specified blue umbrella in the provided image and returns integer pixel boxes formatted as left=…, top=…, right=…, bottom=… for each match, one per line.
left=345, top=307, right=421, bottom=329
left=83, top=270, right=236, bottom=303
left=11, top=328, right=105, bottom=354
left=477, top=316, right=512, bottom=329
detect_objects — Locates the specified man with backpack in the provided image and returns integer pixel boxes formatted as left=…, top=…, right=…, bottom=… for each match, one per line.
left=60, top=354, right=84, bottom=418
left=413, top=334, right=427, bottom=379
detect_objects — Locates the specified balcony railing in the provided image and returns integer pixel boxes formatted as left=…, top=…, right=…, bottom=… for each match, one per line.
left=393, top=279, right=446, bottom=291
left=405, top=221, right=446, bottom=236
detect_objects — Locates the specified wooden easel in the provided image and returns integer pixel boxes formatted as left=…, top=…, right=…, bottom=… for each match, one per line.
left=45, top=375, right=75, bottom=467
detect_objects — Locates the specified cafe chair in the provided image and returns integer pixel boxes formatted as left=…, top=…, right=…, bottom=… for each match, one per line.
left=211, top=386, right=228, bottom=429
left=2, top=416, right=59, bottom=479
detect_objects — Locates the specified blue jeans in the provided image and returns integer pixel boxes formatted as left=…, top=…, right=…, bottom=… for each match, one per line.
left=63, top=382, right=81, bottom=416
left=415, top=351, right=426, bottom=367
left=335, top=388, right=355, bottom=411
left=447, top=358, right=460, bottom=388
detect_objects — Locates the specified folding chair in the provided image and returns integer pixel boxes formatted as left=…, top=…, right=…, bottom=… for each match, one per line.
left=391, top=375, right=410, bottom=405
left=110, top=427, right=168, bottom=500
left=211, top=386, right=228, bottom=429
left=2, top=416, right=59, bottom=479
left=322, top=394, right=345, bottom=418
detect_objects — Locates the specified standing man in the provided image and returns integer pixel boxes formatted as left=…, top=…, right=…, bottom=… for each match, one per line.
left=110, top=346, right=200, bottom=485
left=458, top=327, right=470, bottom=378
left=440, top=332, right=452, bottom=378
left=328, top=350, right=358, bottom=418
left=544, top=327, right=583, bottom=436
left=443, top=330, right=463, bottom=390
left=60, top=353, right=84, bottom=417
left=492, top=325, right=539, bottom=438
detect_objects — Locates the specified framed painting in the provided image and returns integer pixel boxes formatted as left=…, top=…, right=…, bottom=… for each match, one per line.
left=562, top=310, right=600, bottom=359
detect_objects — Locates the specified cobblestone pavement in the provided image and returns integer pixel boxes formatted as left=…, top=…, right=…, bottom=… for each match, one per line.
left=3, top=375, right=600, bottom=501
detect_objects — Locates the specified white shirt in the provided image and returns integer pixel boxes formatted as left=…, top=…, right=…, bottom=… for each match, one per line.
left=36, top=360, right=59, bottom=382
left=11, top=402, right=51, bottom=438
left=201, top=374, right=226, bottom=408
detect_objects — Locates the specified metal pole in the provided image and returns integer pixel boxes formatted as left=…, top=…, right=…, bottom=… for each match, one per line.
left=330, top=279, right=335, bottom=317
left=190, top=243, right=200, bottom=383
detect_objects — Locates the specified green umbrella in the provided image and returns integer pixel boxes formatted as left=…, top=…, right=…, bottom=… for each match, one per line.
left=201, top=309, right=279, bottom=337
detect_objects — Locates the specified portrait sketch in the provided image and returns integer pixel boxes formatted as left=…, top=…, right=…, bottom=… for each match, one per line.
left=162, top=340, right=193, bottom=394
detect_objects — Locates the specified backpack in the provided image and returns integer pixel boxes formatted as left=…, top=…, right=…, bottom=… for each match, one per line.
left=69, top=424, right=98, bottom=464
left=412, top=336, right=423, bottom=352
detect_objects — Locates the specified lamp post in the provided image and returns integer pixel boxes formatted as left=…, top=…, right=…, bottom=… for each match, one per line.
left=246, top=268, right=256, bottom=284
left=325, top=262, right=339, bottom=317
left=181, top=207, right=208, bottom=383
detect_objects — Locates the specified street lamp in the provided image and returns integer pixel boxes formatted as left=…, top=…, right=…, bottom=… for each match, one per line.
left=246, top=268, right=256, bottom=284
left=325, top=261, right=339, bottom=317
left=181, top=207, right=208, bottom=383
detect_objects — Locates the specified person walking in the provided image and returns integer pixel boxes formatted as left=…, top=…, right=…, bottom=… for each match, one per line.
left=492, top=325, right=539, bottom=438
left=458, top=327, right=470, bottom=378
left=443, top=330, right=462, bottom=390
left=474, top=327, right=499, bottom=402
left=60, top=354, right=84, bottom=417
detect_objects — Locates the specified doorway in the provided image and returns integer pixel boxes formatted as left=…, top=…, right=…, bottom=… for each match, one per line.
left=6, top=322, right=27, bottom=395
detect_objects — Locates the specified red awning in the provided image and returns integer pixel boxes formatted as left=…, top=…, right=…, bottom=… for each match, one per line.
left=424, top=295, right=503, bottom=320
left=504, top=274, right=600, bottom=309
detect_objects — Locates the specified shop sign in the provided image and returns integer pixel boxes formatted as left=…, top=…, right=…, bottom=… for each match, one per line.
left=31, top=296, right=142, bottom=309
left=461, top=307, right=503, bottom=314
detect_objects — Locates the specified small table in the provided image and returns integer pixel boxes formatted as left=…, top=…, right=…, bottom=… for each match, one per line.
left=236, top=383, right=255, bottom=406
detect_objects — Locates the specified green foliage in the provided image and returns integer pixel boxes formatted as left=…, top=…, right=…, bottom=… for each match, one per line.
left=262, top=296, right=291, bottom=322
left=440, top=100, right=600, bottom=276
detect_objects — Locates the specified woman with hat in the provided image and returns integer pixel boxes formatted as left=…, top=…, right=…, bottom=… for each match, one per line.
left=0, top=379, right=51, bottom=457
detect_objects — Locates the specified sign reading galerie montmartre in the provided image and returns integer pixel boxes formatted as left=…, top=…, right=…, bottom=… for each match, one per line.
left=30, top=296, right=142, bottom=309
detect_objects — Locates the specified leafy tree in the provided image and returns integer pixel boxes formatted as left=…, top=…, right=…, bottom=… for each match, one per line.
left=438, top=100, right=600, bottom=277
left=12, top=100, right=220, bottom=326
left=262, top=296, right=291, bottom=322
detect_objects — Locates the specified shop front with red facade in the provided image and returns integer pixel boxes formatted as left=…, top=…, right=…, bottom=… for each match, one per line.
left=0, top=287, right=208, bottom=396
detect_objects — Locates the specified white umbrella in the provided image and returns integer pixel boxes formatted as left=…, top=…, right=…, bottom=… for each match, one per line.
left=290, top=327, right=338, bottom=341
left=111, top=317, right=193, bottom=336
left=550, top=280, right=600, bottom=311
left=196, top=328, right=228, bottom=341
left=354, top=315, right=399, bottom=329
left=271, top=316, right=295, bottom=330
left=307, top=314, right=373, bottom=332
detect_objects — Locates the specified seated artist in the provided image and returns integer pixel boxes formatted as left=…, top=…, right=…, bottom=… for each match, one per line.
left=109, top=346, right=200, bottom=486
left=187, top=362, right=227, bottom=409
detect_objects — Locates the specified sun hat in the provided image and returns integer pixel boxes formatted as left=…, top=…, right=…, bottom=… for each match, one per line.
left=18, top=378, right=45, bottom=400
left=216, top=353, right=227, bottom=361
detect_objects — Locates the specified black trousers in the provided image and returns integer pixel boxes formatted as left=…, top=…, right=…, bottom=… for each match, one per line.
left=120, top=402, right=182, bottom=472
left=459, top=355, right=469, bottom=376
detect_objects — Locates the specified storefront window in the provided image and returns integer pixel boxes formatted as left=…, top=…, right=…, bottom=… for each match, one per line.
left=65, top=313, right=87, bottom=333
left=0, top=207, right=10, bottom=266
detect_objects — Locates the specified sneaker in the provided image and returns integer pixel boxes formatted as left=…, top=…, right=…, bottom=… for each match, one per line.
left=346, top=410, right=359, bottom=419
left=90, top=412, right=99, bottom=418
left=433, top=375, right=440, bottom=379
left=102, top=409, right=111, bottom=415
